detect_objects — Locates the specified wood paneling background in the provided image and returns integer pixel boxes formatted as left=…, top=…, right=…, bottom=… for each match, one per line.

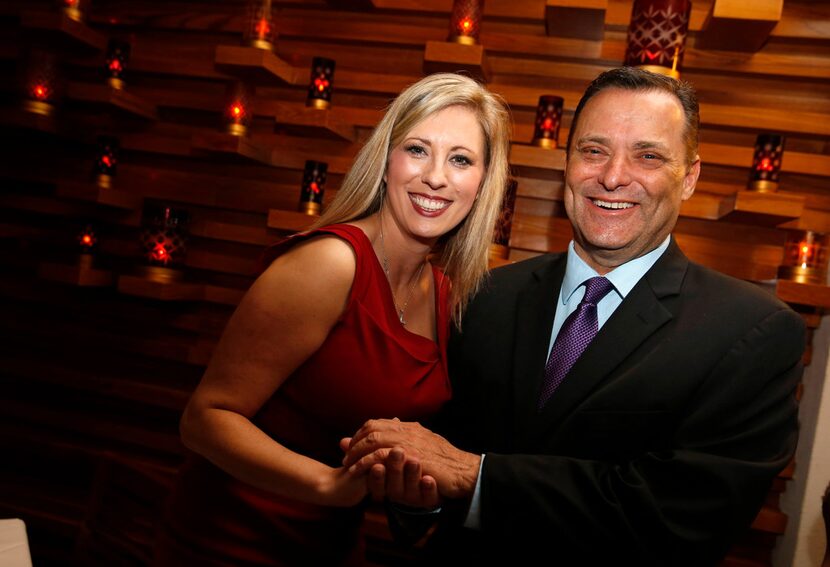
left=0, top=0, right=828, bottom=565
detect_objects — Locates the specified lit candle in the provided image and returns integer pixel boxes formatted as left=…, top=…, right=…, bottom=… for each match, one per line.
left=449, top=0, right=484, bottom=45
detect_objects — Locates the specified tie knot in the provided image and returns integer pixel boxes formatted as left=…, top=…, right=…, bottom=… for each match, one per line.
left=581, top=277, right=614, bottom=305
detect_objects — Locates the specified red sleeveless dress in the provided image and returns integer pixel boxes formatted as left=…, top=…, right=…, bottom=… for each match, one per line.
left=155, top=224, right=452, bottom=566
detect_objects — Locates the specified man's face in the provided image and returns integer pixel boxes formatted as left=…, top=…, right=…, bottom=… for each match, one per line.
left=564, top=88, right=700, bottom=274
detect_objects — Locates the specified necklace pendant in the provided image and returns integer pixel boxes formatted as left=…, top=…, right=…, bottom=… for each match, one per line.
left=398, top=310, right=406, bottom=326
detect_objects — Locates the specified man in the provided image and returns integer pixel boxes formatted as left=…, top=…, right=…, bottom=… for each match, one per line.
left=343, top=67, right=805, bottom=565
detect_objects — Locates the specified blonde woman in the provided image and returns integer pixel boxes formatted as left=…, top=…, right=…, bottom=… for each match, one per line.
left=155, top=73, right=511, bottom=566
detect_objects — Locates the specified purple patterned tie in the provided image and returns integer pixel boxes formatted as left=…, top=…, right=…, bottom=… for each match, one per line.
left=538, top=277, right=615, bottom=409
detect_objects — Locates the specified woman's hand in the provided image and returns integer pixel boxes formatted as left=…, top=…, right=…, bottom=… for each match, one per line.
left=318, top=465, right=370, bottom=507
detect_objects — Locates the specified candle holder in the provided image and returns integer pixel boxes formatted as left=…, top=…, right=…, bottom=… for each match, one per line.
left=299, top=160, right=327, bottom=215
left=224, top=81, right=253, bottom=136
left=243, top=0, right=276, bottom=51
left=139, top=203, right=190, bottom=283
left=532, top=95, right=564, bottom=149
left=489, top=178, right=518, bottom=261
left=77, top=223, right=97, bottom=269
left=748, top=133, right=785, bottom=193
left=624, top=0, right=691, bottom=80
left=22, top=49, right=61, bottom=117
left=448, top=0, right=484, bottom=45
left=93, top=136, right=119, bottom=188
left=778, top=231, right=828, bottom=285
left=306, top=57, right=335, bottom=110
left=58, top=0, right=87, bottom=22
left=105, top=39, right=130, bottom=90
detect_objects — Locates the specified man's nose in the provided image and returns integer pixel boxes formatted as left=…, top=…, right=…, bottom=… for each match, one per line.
left=597, top=154, right=632, bottom=190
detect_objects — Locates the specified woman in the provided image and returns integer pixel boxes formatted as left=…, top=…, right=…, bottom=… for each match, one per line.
left=154, top=73, right=511, bottom=566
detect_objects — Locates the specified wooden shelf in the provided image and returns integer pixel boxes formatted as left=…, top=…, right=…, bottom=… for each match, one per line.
left=509, top=144, right=566, bottom=179
left=66, top=83, right=159, bottom=121
left=266, top=209, right=317, bottom=232
left=37, top=261, right=114, bottom=287
left=680, top=192, right=733, bottom=221
left=718, top=191, right=805, bottom=226
left=0, top=106, right=59, bottom=136
left=20, top=10, right=106, bottom=53
left=203, top=284, right=246, bottom=306
left=776, top=279, right=830, bottom=309
left=697, top=0, right=783, bottom=52
left=423, top=40, right=491, bottom=82
left=545, top=0, right=607, bottom=41
left=214, top=45, right=297, bottom=85
left=55, top=180, right=143, bottom=211
left=274, top=103, right=357, bottom=142
left=117, top=274, right=204, bottom=302
left=190, top=132, right=274, bottom=166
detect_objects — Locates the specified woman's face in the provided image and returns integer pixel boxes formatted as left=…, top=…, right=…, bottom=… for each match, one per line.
left=383, top=105, right=486, bottom=244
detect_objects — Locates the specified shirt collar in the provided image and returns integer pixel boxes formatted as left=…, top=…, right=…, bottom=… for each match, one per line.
left=560, top=236, right=671, bottom=305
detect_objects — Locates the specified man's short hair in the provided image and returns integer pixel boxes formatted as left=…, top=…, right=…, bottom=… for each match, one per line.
left=566, top=67, right=700, bottom=166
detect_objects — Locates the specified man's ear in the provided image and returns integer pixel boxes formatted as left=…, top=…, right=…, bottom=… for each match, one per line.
left=681, top=157, right=700, bottom=201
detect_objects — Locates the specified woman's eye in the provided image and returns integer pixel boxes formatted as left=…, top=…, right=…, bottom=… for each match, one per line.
left=406, top=145, right=426, bottom=156
left=451, top=155, right=472, bottom=166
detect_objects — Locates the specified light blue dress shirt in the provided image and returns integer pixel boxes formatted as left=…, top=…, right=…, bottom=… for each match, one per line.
left=463, top=236, right=671, bottom=529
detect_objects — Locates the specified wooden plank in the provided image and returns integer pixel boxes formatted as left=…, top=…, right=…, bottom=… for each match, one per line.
left=273, top=102, right=357, bottom=142
left=20, top=10, right=106, bottom=53
left=545, top=0, right=607, bottom=41
left=117, top=275, right=204, bottom=302
left=267, top=209, right=317, bottom=232
left=776, top=280, right=830, bottom=309
left=423, top=40, right=491, bottom=82
left=191, top=132, right=275, bottom=166
left=37, top=262, right=114, bottom=287
left=718, top=191, right=806, bottom=226
left=214, top=44, right=298, bottom=85
left=697, top=0, right=783, bottom=52
left=66, top=82, right=160, bottom=121
left=700, top=143, right=830, bottom=178
left=55, top=181, right=144, bottom=211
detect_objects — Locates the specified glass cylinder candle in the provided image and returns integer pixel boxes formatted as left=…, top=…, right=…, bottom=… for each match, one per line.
left=623, top=0, right=691, bottom=80
left=224, top=81, right=253, bottom=136
left=22, top=49, right=61, bottom=117
left=778, top=231, right=828, bottom=285
left=58, top=0, right=87, bottom=22
left=243, top=0, right=276, bottom=51
left=448, top=0, right=484, bottom=45
left=77, top=223, right=97, bottom=268
left=748, top=134, right=785, bottom=193
left=140, top=204, right=190, bottom=282
left=489, top=178, right=518, bottom=260
left=532, top=95, right=564, bottom=149
left=306, top=57, right=335, bottom=110
left=299, top=160, right=327, bottom=215
left=93, top=136, right=119, bottom=189
left=105, top=39, right=131, bottom=90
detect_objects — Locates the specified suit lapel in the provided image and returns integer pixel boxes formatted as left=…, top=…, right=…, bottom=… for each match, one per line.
left=529, top=241, right=689, bottom=439
left=511, top=255, right=566, bottom=441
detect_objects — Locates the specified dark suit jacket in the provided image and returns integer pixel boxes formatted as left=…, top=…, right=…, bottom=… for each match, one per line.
left=427, top=239, right=804, bottom=565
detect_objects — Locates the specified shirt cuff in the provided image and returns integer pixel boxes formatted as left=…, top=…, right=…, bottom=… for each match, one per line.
left=462, top=454, right=485, bottom=530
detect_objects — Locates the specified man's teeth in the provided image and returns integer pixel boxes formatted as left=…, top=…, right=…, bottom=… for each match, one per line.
left=592, top=199, right=634, bottom=210
left=411, top=194, right=449, bottom=212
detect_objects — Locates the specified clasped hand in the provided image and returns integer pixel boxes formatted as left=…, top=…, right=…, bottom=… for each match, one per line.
left=340, top=418, right=481, bottom=510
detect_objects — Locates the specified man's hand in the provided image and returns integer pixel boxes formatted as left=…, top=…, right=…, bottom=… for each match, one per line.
left=340, top=419, right=481, bottom=500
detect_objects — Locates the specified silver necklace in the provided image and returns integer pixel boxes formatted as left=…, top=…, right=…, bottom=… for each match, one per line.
left=378, top=220, right=426, bottom=326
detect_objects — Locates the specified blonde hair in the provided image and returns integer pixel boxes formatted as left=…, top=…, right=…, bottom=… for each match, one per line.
left=312, top=73, right=512, bottom=325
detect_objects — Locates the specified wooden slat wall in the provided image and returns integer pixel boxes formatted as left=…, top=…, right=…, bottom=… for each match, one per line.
left=0, top=0, right=827, bottom=565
